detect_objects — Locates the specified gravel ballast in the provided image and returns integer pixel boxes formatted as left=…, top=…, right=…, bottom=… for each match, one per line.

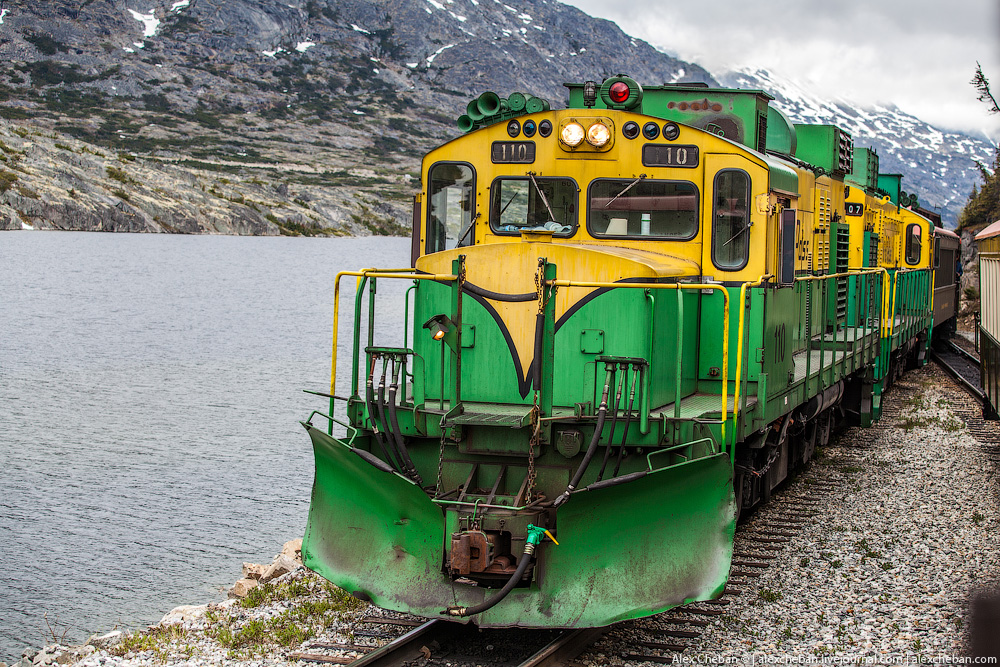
left=10, top=363, right=1000, bottom=667
left=589, top=363, right=1000, bottom=662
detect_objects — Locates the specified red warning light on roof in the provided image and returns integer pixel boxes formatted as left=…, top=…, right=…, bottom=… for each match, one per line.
left=609, top=81, right=630, bottom=104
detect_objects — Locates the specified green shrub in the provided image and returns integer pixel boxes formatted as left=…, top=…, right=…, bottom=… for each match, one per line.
left=20, top=60, right=88, bottom=87
left=758, top=588, right=783, bottom=602
left=23, top=32, right=68, bottom=56
left=0, top=169, right=18, bottom=193
left=106, top=165, right=135, bottom=184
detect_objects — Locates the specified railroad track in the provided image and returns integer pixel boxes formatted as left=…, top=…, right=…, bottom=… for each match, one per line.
left=297, top=366, right=994, bottom=664
left=293, top=614, right=604, bottom=667
left=292, top=469, right=847, bottom=666
left=930, top=338, right=984, bottom=404
left=594, top=475, right=841, bottom=664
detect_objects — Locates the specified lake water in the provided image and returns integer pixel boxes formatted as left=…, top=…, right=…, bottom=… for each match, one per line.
left=0, top=232, right=411, bottom=660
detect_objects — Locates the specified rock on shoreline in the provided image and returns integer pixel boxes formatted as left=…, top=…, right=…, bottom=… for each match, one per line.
left=6, top=538, right=371, bottom=667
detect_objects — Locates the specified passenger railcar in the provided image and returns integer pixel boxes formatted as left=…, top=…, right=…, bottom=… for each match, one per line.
left=976, top=220, right=1000, bottom=419
left=301, top=77, right=947, bottom=629
left=931, top=226, right=961, bottom=339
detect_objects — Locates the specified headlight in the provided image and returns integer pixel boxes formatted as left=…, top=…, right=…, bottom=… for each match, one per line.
left=587, top=122, right=611, bottom=147
left=560, top=122, right=585, bottom=147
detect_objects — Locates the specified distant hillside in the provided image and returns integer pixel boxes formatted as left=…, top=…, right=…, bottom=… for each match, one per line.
left=0, top=0, right=709, bottom=233
left=0, top=0, right=990, bottom=232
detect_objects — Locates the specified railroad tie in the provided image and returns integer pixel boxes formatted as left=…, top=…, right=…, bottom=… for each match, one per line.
left=289, top=654, right=355, bottom=665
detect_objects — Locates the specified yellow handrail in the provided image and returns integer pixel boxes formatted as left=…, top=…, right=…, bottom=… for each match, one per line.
left=886, top=267, right=927, bottom=341
left=549, top=279, right=731, bottom=447
left=330, top=270, right=457, bottom=396
left=811, top=267, right=890, bottom=336
left=733, top=275, right=773, bottom=434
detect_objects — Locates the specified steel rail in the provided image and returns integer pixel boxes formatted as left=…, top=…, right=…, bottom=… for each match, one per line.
left=343, top=619, right=446, bottom=667
left=945, top=338, right=981, bottom=364
left=930, top=349, right=985, bottom=404
left=515, top=627, right=606, bottom=667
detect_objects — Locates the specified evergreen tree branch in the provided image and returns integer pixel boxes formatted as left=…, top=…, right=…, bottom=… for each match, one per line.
left=972, top=62, right=1000, bottom=114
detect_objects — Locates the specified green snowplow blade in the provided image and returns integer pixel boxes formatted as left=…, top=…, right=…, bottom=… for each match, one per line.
left=301, top=424, right=446, bottom=610
left=302, top=423, right=735, bottom=627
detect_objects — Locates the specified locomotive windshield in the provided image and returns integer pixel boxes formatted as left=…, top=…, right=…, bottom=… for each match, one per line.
left=427, top=162, right=475, bottom=253
left=588, top=179, right=698, bottom=239
left=490, top=177, right=577, bottom=236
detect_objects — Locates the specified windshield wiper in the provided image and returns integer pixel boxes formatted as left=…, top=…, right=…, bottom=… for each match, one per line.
left=499, top=191, right=520, bottom=217
left=723, top=220, right=752, bottom=247
left=455, top=211, right=480, bottom=247
left=603, top=174, right=646, bottom=209
left=527, top=171, right=557, bottom=223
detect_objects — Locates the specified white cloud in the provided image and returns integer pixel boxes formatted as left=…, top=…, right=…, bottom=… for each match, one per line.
left=562, top=0, right=1000, bottom=138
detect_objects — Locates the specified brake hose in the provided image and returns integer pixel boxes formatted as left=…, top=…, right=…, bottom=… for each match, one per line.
left=443, top=525, right=556, bottom=617
left=552, top=365, right=614, bottom=507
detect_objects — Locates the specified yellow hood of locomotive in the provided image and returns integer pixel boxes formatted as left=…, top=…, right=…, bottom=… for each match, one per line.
left=417, top=241, right=700, bottom=390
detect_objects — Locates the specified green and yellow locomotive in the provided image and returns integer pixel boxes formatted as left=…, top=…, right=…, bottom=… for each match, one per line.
left=301, top=77, right=942, bottom=628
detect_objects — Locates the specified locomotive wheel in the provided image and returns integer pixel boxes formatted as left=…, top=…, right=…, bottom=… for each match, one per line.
left=802, top=421, right=816, bottom=465
left=734, top=470, right=746, bottom=520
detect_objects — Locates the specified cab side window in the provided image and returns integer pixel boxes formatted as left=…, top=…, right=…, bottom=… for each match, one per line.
left=905, top=223, right=922, bottom=265
left=427, top=162, right=475, bottom=254
left=712, top=170, right=751, bottom=270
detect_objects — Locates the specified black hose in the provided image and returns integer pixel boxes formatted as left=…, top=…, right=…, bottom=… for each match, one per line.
left=387, top=358, right=422, bottom=485
left=374, top=359, right=405, bottom=473
left=444, top=545, right=534, bottom=617
left=463, top=282, right=537, bottom=303
left=353, top=447, right=395, bottom=473
left=597, top=364, right=626, bottom=481
left=552, top=365, right=614, bottom=508
left=612, top=367, right=640, bottom=477
left=584, top=470, right=647, bottom=491
left=365, top=358, right=399, bottom=472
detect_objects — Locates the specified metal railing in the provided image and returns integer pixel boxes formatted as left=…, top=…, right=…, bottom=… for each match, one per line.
left=548, top=279, right=733, bottom=454
left=330, top=269, right=457, bottom=398
left=325, top=264, right=927, bottom=458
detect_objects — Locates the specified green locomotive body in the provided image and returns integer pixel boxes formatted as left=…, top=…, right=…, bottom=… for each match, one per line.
left=301, top=77, right=940, bottom=628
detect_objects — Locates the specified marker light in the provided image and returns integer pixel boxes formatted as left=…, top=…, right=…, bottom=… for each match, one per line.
left=523, top=119, right=537, bottom=137
left=622, top=121, right=640, bottom=140
left=423, top=314, right=455, bottom=342
left=609, top=81, right=630, bottom=104
left=507, top=119, right=521, bottom=137
left=560, top=122, right=585, bottom=147
left=662, top=122, right=680, bottom=140
left=587, top=122, right=611, bottom=147
left=538, top=120, right=553, bottom=137
left=642, top=122, right=659, bottom=140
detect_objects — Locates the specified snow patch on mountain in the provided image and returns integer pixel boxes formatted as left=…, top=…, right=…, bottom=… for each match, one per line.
left=720, top=67, right=994, bottom=228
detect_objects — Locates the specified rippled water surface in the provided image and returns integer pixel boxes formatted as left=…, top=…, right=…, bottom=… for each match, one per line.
left=0, top=232, right=410, bottom=660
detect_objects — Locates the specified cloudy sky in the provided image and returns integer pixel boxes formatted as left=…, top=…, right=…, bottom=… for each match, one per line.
left=562, top=0, right=1000, bottom=141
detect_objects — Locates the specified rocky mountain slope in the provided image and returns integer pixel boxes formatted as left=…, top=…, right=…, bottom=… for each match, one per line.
left=0, top=0, right=708, bottom=234
left=720, top=68, right=996, bottom=227
left=0, top=0, right=992, bottom=233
